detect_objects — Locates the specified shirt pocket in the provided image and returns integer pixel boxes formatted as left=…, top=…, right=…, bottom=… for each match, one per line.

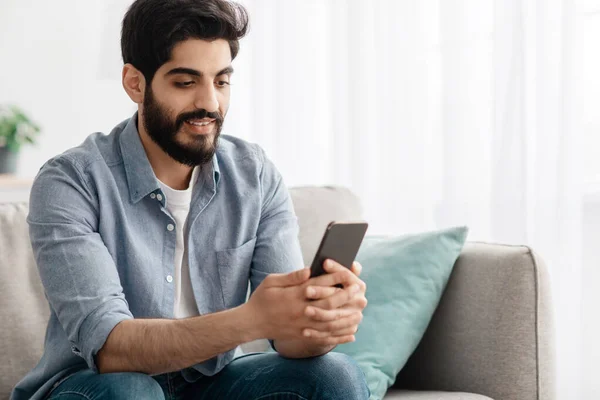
left=216, top=237, right=257, bottom=309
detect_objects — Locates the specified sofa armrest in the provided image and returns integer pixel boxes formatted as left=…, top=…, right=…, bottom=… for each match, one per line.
left=394, top=242, right=555, bottom=400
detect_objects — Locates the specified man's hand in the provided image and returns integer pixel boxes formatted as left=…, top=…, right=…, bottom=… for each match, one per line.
left=244, top=263, right=365, bottom=347
left=300, top=260, right=367, bottom=340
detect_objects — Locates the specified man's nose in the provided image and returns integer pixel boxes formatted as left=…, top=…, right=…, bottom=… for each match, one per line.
left=194, top=83, right=219, bottom=113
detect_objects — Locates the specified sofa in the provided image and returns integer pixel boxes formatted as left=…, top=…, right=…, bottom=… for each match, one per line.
left=0, top=186, right=555, bottom=400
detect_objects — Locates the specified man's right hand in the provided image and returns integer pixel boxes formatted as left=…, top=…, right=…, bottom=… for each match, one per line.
left=244, top=266, right=362, bottom=345
left=244, top=267, right=313, bottom=342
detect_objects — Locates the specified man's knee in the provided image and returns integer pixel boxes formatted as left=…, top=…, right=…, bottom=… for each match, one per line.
left=49, top=370, right=165, bottom=400
left=99, top=372, right=164, bottom=400
left=308, top=352, right=370, bottom=399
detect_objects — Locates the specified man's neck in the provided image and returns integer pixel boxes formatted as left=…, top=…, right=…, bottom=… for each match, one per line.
left=136, top=116, right=194, bottom=190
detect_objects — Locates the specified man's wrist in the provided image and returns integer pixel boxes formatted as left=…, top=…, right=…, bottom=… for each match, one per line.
left=232, top=303, right=264, bottom=343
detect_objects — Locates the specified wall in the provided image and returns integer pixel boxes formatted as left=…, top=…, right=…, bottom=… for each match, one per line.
left=0, top=0, right=135, bottom=178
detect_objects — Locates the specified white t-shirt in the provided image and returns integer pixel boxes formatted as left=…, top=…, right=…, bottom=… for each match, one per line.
left=157, top=168, right=200, bottom=319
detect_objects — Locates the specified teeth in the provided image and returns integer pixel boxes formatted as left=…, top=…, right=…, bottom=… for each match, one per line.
left=188, top=120, right=211, bottom=126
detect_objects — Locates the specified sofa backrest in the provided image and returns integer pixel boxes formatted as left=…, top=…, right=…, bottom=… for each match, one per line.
left=288, top=186, right=364, bottom=264
left=0, top=202, right=49, bottom=399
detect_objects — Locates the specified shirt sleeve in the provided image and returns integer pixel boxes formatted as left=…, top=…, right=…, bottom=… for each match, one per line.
left=249, top=149, right=304, bottom=351
left=249, top=149, right=305, bottom=293
left=250, top=151, right=304, bottom=351
left=27, top=156, right=133, bottom=372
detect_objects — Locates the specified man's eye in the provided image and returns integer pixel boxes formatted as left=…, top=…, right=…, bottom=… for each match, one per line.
left=216, top=81, right=231, bottom=87
left=175, top=81, right=194, bottom=88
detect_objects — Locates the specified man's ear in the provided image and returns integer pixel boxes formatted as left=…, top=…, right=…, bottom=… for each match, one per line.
left=122, top=64, right=146, bottom=104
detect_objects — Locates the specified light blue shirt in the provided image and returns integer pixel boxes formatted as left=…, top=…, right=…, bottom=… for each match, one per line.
left=11, top=115, right=304, bottom=400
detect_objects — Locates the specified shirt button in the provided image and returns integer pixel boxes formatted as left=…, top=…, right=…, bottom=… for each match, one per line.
left=157, top=194, right=163, bottom=201
left=167, top=223, right=175, bottom=231
left=150, top=193, right=156, bottom=199
left=166, top=275, right=173, bottom=283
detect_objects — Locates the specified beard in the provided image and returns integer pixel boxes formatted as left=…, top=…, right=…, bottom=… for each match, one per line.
left=141, top=85, right=224, bottom=167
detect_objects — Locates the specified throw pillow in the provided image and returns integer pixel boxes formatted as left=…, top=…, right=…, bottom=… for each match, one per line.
left=335, top=226, right=469, bottom=400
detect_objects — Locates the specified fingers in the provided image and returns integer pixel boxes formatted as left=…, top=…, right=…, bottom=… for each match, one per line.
left=324, top=260, right=367, bottom=294
left=308, top=283, right=361, bottom=310
left=331, top=325, right=359, bottom=337
left=304, top=325, right=359, bottom=339
left=304, top=305, right=356, bottom=321
left=350, top=261, right=362, bottom=277
left=304, top=285, right=341, bottom=300
left=308, top=264, right=360, bottom=289
left=264, top=267, right=310, bottom=288
left=303, top=312, right=363, bottom=336
left=324, top=259, right=363, bottom=282
left=305, top=295, right=368, bottom=321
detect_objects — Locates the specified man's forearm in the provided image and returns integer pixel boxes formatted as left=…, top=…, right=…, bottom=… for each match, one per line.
left=97, top=305, right=258, bottom=375
left=273, top=338, right=335, bottom=359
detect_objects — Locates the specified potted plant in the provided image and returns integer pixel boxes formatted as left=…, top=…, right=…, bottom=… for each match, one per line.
left=0, top=104, right=40, bottom=174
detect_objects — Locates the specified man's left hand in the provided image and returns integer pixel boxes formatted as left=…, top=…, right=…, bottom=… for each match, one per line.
left=300, top=260, right=367, bottom=340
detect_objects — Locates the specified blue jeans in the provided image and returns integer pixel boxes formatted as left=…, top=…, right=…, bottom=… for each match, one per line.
left=46, top=352, right=370, bottom=399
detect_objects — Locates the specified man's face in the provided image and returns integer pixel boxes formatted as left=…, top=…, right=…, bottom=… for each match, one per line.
left=141, top=39, right=233, bottom=166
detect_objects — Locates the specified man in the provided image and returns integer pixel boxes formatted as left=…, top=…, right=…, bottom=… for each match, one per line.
left=11, top=0, right=369, bottom=399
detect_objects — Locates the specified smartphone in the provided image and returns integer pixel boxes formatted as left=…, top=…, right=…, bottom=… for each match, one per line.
left=309, top=221, right=369, bottom=281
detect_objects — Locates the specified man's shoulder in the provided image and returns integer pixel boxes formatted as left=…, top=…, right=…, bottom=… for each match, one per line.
left=216, top=136, right=285, bottom=200
left=217, top=134, right=266, bottom=167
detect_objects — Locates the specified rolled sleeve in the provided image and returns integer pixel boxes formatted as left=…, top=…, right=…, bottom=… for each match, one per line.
left=76, top=298, right=133, bottom=372
left=28, top=156, right=133, bottom=372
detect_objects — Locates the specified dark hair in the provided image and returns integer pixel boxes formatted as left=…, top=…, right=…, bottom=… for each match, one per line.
left=121, top=0, right=248, bottom=83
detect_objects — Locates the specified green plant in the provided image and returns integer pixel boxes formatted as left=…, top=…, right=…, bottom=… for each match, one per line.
left=0, top=104, right=40, bottom=153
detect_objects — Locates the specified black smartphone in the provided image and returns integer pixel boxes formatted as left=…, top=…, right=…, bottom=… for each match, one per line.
left=309, top=221, right=369, bottom=282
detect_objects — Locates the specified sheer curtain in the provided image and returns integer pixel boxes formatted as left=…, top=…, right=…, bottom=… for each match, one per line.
left=229, top=0, right=585, bottom=398
left=3, top=0, right=587, bottom=396
left=93, top=0, right=585, bottom=396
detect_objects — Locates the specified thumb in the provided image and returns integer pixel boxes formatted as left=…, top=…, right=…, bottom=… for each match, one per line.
left=266, top=267, right=310, bottom=288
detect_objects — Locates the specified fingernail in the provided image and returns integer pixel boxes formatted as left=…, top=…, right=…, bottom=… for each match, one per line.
left=351, top=284, right=360, bottom=293
left=305, top=307, right=316, bottom=316
left=303, top=329, right=312, bottom=337
left=307, top=287, right=316, bottom=297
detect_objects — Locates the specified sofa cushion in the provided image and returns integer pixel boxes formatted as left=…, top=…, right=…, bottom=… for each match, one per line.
left=384, top=390, right=493, bottom=400
left=0, top=202, right=49, bottom=399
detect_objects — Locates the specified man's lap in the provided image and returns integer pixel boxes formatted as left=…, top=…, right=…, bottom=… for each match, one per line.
left=45, top=369, right=164, bottom=400
left=47, top=352, right=369, bottom=400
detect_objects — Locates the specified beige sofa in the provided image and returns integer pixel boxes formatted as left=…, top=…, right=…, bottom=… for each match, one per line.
left=0, top=186, right=555, bottom=400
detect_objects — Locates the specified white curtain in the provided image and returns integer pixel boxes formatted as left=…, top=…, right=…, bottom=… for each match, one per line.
left=228, top=0, right=586, bottom=398
left=2, top=0, right=589, bottom=397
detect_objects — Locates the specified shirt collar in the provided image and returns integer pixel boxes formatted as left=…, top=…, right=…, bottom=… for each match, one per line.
left=119, top=113, right=220, bottom=204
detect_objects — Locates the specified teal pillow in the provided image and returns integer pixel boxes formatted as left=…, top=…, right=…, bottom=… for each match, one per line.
left=335, top=226, right=469, bottom=400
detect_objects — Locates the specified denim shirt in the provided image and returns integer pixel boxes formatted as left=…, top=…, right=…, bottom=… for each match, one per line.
left=11, top=115, right=304, bottom=400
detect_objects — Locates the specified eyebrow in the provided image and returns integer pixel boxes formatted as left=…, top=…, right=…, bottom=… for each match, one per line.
left=165, top=66, right=234, bottom=78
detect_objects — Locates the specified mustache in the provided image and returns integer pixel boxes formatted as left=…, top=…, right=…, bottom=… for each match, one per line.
left=176, top=109, right=223, bottom=130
